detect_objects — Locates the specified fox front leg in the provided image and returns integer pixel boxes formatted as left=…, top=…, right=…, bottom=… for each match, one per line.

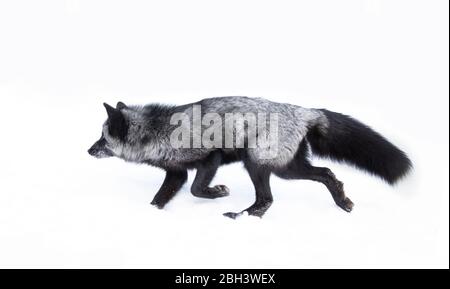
left=151, top=170, right=188, bottom=209
left=191, top=151, right=230, bottom=199
left=224, top=162, right=273, bottom=219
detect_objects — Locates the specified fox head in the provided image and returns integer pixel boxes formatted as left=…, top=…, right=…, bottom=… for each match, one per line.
left=88, top=101, right=129, bottom=159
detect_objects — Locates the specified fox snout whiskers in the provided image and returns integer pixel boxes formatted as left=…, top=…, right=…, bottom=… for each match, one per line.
left=88, top=138, right=113, bottom=159
left=88, top=147, right=112, bottom=158
left=87, top=146, right=102, bottom=158
left=87, top=146, right=96, bottom=156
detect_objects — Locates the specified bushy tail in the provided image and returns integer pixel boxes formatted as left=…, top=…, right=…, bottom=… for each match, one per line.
left=307, top=109, right=412, bottom=184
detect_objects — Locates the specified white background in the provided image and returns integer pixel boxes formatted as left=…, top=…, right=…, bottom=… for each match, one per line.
left=0, top=0, right=448, bottom=268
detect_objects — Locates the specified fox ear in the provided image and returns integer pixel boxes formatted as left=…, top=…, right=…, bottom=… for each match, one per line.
left=103, top=102, right=117, bottom=118
left=103, top=102, right=128, bottom=140
left=116, top=101, right=127, bottom=110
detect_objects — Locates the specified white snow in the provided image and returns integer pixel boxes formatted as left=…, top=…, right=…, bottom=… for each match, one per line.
left=0, top=0, right=448, bottom=268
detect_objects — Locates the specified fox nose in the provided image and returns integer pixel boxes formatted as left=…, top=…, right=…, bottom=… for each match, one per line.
left=88, top=147, right=96, bottom=156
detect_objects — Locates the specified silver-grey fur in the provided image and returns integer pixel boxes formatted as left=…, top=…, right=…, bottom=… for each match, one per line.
left=102, top=96, right=328, bottom=169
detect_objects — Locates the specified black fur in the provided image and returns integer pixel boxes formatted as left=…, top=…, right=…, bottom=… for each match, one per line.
left=103, top=103, right=128, bottom=141
left=273, top=140, right=354, bottom=212
left=224, top=152, right=273, bottom=218
left=150, top=170, right=188, bottom=209
left=306, top=109, right=412, bottom=184
left=190, top=151, right=230, bottom=199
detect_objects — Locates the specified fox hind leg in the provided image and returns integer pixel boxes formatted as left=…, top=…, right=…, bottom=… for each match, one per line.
left=191, top=151, right=230, bottom=199
left=274, top=143, right=354, bottom=212
left=299, top=166, right=354, bottom=212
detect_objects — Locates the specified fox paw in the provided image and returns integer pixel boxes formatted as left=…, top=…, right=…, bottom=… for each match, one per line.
left=223, top=211, right=243, bottom=219
left=207, top=185, right=230, bottom=198
left=150, top=199, right=165, bottom=209
left=337, top=197, right=354, bottom=212
left=193, top=185, right=230, bottom=199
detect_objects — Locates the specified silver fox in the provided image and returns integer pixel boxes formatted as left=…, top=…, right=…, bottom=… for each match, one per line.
left=88, top=96, right=411, bottom=218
